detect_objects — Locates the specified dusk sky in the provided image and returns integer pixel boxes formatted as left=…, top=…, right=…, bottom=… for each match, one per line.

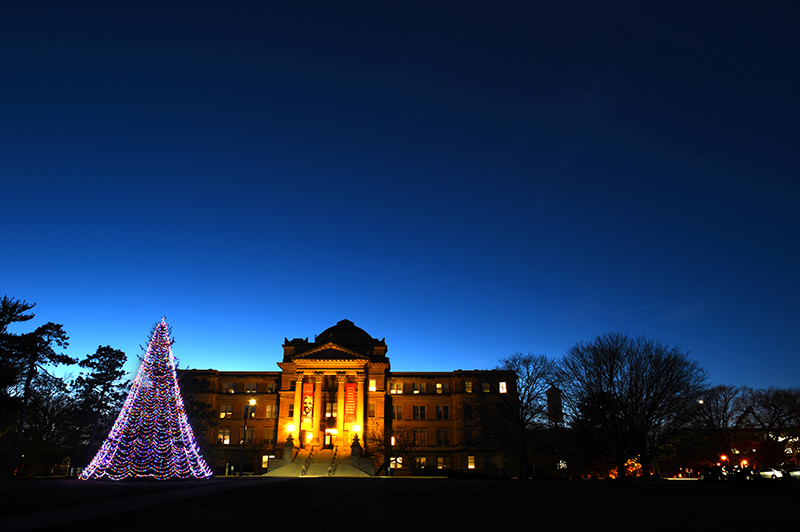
left=2, top=2, right=797, bottom=390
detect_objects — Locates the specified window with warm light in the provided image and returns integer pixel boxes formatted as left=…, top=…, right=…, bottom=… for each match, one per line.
left=499, top=382, right=507, bottom=394
left=416, top=456, right=427, bottom=468
left=368, top=402, right=376, bottom=417
left=246, top=382, right=258, bottom=393
left=468, top=456, right=475, bottom=469
left=265, top=404, right=277, bottom=419
left=369, top=379, right=376, bottom=392
left=465, top=381, right=473, bottom=393
left=217, top=428, right=231, bottom=445
left=220, top=405, right=233, bottom=418
left=223, top=382, right=235, bottom=393
left=390, top=381, right=403, bottom=394
left=482, top=382, right=491, bottom=393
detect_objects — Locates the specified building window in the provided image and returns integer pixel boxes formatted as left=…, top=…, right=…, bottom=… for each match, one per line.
left=414, top=428, right=428, bottom=446
left=217, top=428, right=231, bottom=445
left=325, top=402, right=338, bottom=418
left=368, top=403, right=376, bottom=418
left=244, top=403, right=256, bottom=419
left=265, top=404, right=277, bottom=419
left=390, top=381, right=403, bottom=394
left=220, top=405, right=233, bottom=419
left=416, top=456, right=427, bottom=468
left=223, top=382, right=235, bottom=393
left=390, top=456, right=403, bottom=469
left=369, top=379, right=376, bottom=392
left=413, top=405, right=426, bottom=420
left=437, top=428, right=450, bottom=446
left=468, top=456, right=476, bottom=469
left=482, top=382, right=491, bottom=393
left=464, top=403, right=473, bottom=420
left=267, top=381, right=276, bottom=393
left=436, top=405, right=450, bottom=420
left=437, top=456, right=449, bottom=469
left=392, top=405, right=403, bottom=420
left=264, top=427, right=275, bottom=444
left=465, top=381, right=473, bottom=393
left=239, top=427, right=254, bottom=444
left=413, top=382, right=426, bottom=394
left=246, top=382, right=258, bottom=393
left=288, top=403, right=294, bottom=418
left=436, top=382, right=448, bottom=394
left=499, top=381, right=507, bottom=394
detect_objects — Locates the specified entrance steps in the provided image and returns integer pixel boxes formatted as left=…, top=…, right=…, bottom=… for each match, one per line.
left=266, top=446, right=372, bottom=477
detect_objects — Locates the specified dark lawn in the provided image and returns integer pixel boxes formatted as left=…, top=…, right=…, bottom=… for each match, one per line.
left=2, top=477, right=797, bottom=531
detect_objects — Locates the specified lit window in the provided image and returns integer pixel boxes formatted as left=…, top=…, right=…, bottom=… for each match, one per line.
left=499, top=382, right=507, bottom=394
left=220, top=405, right=233, bottom=419
left=369, top=379, right=376, bottom=392
left=390, top=382, right=403, bottom=394
left=223, top=382, right=235, bottom=393
left=246, top=382, right=258, bottom=393
left=436, top=383, right=442, bottom=394
left=217, top=428, right=231, bottom=445
left=390, top=456, right=403, bottom=469
left=416, top=456, right=427, bottom=468
left=468, top=456, right=475, bottom=469
left=368, top=403, right=376, bottom=417
left=465, top=381, right=473, bottom=393
left=265, top=405, right=277, bottom=419
left=437, top=456, right=449, bottom=469
left=244, top=403, right=256, bottom=419
left=413, top=382, right=425, bottom=394
left=325, top=402, right=338, bottom=418
left=482, top=382, right=491, bottom=393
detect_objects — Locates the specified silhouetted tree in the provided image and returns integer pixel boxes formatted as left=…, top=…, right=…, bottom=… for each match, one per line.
left=11, top=322, right=75, bottom=473
left=696, top=385, right=748, bottom=465
left=740, top=386, right=800, bottom=468
left=75, top=346, right=128, bottom=465
left=493, top=353, right=557, bottom=479
left=560, top=332, right=707, bottom=479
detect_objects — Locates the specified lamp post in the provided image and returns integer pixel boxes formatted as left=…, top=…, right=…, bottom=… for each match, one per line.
left=239, top=399, right=256, bottom=477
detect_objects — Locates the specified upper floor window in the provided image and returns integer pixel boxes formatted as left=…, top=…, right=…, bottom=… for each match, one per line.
left=436, top=405, right=450, bottom=420
left=369, top=379, right=377, bottom=392
left=499, top=381, right=508, bottom=394
left=390, top=381, right=403, bottom=394
left=465, top=381, right=473, bottom=393
left=482, top=382, right=491, bottom=393
left=219, top=405, right=233, bottom=419
left=413, top=382, right=426, bottom=394
left=246, top=382, right=258, bottom=393
left=413, top=405, right=427, bottom=420
left=217, top=428, right=231, bottom=445
left=436, top=382, right=449, bottom=394
left=222, top=382, right=235, bottom=393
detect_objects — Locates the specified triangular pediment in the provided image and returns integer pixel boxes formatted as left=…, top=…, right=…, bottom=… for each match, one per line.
left=291, top=342, right=369, bottom=362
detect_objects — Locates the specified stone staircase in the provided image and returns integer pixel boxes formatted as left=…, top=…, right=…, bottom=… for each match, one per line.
left=266, top=445, right=372, bottom=477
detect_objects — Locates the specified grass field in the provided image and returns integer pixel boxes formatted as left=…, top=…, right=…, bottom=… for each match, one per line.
left=2, top=476, right=797, bottom=531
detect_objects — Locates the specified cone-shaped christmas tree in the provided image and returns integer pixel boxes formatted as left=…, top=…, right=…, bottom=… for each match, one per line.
left=80, top=319, right=212, bottom=480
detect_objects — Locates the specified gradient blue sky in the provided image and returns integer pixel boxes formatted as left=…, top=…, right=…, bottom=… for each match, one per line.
left=2, top=2, right=797, bottom=389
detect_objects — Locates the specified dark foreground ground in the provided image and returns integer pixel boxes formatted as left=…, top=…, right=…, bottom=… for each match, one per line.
left=1, top=476, right=797, bottom=531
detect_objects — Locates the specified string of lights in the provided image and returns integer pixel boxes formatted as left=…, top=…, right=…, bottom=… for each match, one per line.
left=79, top=319, right=213, bottom=480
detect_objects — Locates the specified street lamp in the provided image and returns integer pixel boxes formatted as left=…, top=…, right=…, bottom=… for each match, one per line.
left=239, top=398, right=256, bottom=477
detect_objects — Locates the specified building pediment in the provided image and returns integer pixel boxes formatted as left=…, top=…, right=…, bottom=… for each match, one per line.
left=292, top=342, right=370, bottom=362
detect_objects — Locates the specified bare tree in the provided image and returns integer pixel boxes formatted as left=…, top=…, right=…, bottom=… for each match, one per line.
left=696, top=385, right=748, bottom=465
left=493, top=353, right=557, bottom=479
left=740, top=386, right=800, bottom=468
left=560, top=332, right=707, bottom=479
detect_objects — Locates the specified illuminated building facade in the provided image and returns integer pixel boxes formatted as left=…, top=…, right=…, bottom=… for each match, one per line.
left=181, top=319, right=515, bottom=475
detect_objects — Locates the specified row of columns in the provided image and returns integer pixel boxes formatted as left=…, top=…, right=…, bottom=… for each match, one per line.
left=290, top=370, right=365, bottom=447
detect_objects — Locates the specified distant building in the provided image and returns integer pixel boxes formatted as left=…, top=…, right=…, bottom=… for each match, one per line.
left=180, top=319, right=515, bottom=475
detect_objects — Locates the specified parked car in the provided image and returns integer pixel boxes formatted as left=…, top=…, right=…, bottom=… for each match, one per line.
left=783, top=467, right=800, bottom=480
left=756, top=467, right=783, bottom=480
left=698, top=465, right=728, bottom=481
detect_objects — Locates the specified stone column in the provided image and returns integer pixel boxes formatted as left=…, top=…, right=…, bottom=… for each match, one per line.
left=313, top=371, right=324, bottom=445
left=336, top=371, right=346, bottom=444
left=355, top=371, right=365, bottom=443
left=292, top=372, right=303, bottom=442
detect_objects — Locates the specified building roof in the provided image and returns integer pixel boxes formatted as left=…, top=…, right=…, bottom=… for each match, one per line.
left=283, top=319, right=388, bottom=363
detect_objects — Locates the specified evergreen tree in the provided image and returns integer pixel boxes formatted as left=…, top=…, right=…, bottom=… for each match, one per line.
left=80, top=319, right=212, bottom=480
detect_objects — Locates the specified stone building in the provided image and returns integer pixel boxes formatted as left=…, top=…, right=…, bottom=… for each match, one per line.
left=180, top=319, right=515, bottom=476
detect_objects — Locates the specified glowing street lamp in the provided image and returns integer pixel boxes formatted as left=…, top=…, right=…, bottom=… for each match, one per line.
left=239, top=399, right=256, bottom=478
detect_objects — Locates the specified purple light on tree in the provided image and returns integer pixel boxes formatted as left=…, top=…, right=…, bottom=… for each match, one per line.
left=80, top=319, right=212, bottom=480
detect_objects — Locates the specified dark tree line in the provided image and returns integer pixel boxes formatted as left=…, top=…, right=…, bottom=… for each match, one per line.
left=495, top=332, right=798, bottom=480
left=0, top=296, right=129, bottom=476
